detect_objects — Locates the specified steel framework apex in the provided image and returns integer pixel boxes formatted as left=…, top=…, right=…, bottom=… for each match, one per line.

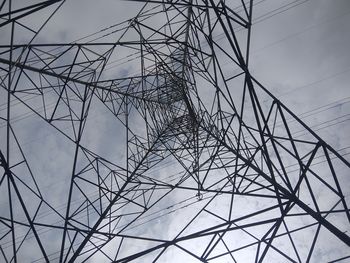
left=0, top=0, right=349, bottom=262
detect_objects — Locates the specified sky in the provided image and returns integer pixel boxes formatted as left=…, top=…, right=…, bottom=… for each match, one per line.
left=0, top=0, right=350, bottom=262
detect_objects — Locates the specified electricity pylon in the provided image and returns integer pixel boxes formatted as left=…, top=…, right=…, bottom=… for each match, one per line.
left=0, top=1, right=349, bottom=262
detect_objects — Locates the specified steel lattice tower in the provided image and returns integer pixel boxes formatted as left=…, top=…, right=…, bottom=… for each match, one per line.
left=0, top=0, right=349, bottom=262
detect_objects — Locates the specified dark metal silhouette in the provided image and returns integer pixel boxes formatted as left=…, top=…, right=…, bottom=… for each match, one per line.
left=0, top=1, right=349, bottom=262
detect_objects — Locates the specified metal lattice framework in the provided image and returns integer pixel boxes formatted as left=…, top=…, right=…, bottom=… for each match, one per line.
left=0, top=0, right=349, bottom=262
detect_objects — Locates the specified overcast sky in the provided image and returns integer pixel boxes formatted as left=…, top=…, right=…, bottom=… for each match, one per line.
left=0, top=0, right=350, bottom=262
